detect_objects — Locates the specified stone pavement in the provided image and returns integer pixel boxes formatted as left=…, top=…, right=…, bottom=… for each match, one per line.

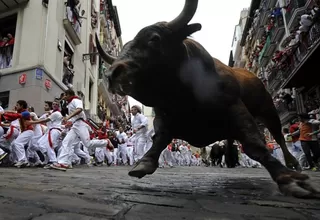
left=0, top=166, right=320, bottom=220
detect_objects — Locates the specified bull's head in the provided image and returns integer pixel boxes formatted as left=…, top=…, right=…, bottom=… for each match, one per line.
left=96, top=0, right=201, bottom=106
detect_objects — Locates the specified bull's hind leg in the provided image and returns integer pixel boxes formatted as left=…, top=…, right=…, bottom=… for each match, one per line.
left=230, top=101, right=319, bottom=198
left=128, top=116, right=172, bottom=179
left=225, top=139, right=239, bottom=168
left=256, top=97, right=301, bottom=171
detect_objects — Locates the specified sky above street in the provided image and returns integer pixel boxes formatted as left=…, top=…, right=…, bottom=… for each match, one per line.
left=112, top=0, right=252, bottom=108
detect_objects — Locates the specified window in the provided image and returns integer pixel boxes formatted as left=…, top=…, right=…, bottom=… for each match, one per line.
left=62, top=40, right=74, bottom=88
left=89, top=79, right=94, bottom=103
left=0, top=91, right=10, bottom=110
left=0, top=14, right=17, bottom=70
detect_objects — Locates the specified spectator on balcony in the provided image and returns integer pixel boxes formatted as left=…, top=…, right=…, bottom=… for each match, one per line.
left=280, top=91, right=294, bottom=107
left=298, top=14, right=313, bottom=33
left=63, top=55, right=74, bottom=88
left=272, top=50, right=283, bottom=63
left=271, top=7, right=282, bottom=18
left=0, top=35, right=14, bottom=69
left=308, top=7, right=320, bottom=48
left=66, top=0, right=82, bottom=35
left=288, top=30, right=300, bottom=47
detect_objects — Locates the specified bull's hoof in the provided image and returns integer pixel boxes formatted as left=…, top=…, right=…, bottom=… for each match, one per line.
left=277, top=171, right=320, bottom=199
left=128, top=158, right=158, bottom=179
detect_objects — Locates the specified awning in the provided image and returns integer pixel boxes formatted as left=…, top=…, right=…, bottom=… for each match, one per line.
left=0, top=0, right=29, bottom=13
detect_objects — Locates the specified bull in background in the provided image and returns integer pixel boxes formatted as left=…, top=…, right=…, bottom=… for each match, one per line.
left=201, top=140, right=238, bottom=168
left=96, top=0, right=319, bottom=198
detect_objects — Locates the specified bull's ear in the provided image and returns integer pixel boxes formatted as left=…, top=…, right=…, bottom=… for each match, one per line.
left=180, top=23, right=202, bottom=37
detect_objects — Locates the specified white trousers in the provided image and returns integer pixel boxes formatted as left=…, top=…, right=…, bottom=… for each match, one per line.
left=38, top=128, right=61, bottom=163
left=118, top=144, right=128, bottom=164
left=126, top=146, right=134, bottom=165
left=95, top=147, right=112, bottom=164
left=12, top=130, right=34, bottom=163
left=57, top=120, right=91, bottom=165
left=134, top=133, right=147, bottom=162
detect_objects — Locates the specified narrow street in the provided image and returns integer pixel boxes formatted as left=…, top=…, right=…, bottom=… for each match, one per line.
left=0, top=166, right=320, bottom=220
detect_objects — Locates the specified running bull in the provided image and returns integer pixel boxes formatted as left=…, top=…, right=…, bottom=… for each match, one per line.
left=96, top=0, right=319, bottom=198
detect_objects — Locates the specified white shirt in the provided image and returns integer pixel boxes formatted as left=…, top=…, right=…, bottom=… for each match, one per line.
left=47, top=111, right=63, bottom=129
left=132, top=113, right=148, bottom=134
left=67, top=98, right=86, bottom=123
left=300, top=14, right=312, bottom=27
left=39, top=110, right=53, bottom=120
left=117, top=131, right=128, bottom=147
left=179, top=145, right=188, bottom=153
left=30, top=112, right=42, bottom=136
left=11, top=119, right=20, bottom=128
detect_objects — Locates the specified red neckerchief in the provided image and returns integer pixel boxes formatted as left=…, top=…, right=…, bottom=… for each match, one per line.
left=52, top=109, right=60, bottom=113
left=67, top=96, right=80, bottom=103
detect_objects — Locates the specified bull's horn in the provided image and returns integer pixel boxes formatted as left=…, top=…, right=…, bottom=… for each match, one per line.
left=95, top=33, right=116, bottom=64
left=168, top=0, right=198, bottom=30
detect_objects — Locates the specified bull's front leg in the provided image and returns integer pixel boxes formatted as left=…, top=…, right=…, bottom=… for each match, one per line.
left=128, top=116, right=172, bottom=179
left=230, top=101, right=319, bottom=199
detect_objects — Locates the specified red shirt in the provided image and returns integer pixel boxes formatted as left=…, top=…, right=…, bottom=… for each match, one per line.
left=289, top=123, right=299, bottom=142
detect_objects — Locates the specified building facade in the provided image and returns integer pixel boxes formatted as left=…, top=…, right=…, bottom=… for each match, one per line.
left=240, top=0, right=320, bottom=127
left=97, top=0, right=130, bottom=127
left=0, top=0, right=100, bottom=117
left=229, top=8, right=249, bottom=68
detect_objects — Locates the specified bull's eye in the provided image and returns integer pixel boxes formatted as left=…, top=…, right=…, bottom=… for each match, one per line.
left=149, top=34, right=161, bottom=42
left=148, top=33, right=161, bottom=48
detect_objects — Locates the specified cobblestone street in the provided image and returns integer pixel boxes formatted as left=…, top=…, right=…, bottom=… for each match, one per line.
left=0, top=166, right=320, bottom=220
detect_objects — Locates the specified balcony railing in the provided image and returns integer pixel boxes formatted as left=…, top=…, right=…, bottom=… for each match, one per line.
left=285, top=0, right=307, bottom=24
left=270, top=16, right=285, bottom=44
left=279, top=22, right=320, bottom=87
left=276, top=100, right=297, bottom=124
left=63, top=2, right=82, bottom=45
left=267, top=68, right=282, bottom=91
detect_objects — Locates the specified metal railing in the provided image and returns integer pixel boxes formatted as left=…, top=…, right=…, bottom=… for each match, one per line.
left=276, top=100, right=297, bottom=115
left=284, top=23, right=320, bottom=78
left=270, top=16, right=285, bottom=42
left=285, top=0, right=307, bottom=24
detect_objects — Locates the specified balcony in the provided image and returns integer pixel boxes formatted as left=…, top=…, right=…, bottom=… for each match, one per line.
left=270, top=16, right=285, bottom=44
left=276, top=101, right=297, bottom=125
left=63, top=3, right=82, bottom=45
left=98, top=69, right=121, bottom=117
left=265, top=0, right=277, bottom=9
left=259, top=10, right=270, bottom=28
left=256, top=27, right=265, bottom=40
left=286, top=0, right=312, bottom=30
left=267, top=68, right=282, bottom=92
left=280, top=22, right=320, bottom=88
left=0, top=0, right=28, bottom=13
left=258, top=36, right=276, bottom=67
